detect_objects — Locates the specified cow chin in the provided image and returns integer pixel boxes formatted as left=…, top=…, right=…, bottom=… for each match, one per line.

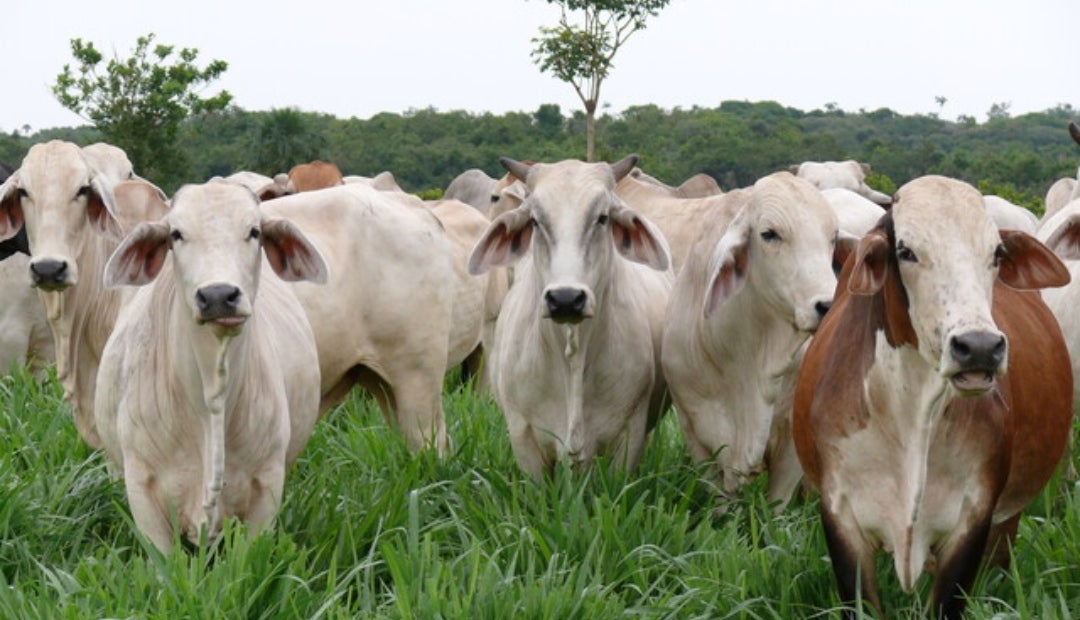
left=198, top=315, right=249, bottom=338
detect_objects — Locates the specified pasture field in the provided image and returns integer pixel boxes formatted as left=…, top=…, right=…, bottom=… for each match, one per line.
left=1, top=366, right=1078, bottom=619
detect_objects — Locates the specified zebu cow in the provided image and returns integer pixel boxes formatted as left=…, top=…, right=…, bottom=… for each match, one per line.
left=0, top=141, right=150, bottom=447
left=95, top=181, right=326, bottom=551
left=793, top=175, right=1071, bottom=619
left=262, top=184, right=457, bottom=454
left=0, top=163, right=53, bottom=375
left=615, top=172, right=727, bottom=273
left=662, top=172, right=848, bottom=506
left=627, top=167, right=723, bottom=198
left=287, top=160, right=344, bottom=193
left=791, top=160, right=892, bottom=206
left=468, top=156, right=672, bottom=479
left=443, top=168, right=498, bottom=213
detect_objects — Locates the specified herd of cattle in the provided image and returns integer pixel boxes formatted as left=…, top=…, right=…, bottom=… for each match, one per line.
left=2, top=124, right=1080, bottom=617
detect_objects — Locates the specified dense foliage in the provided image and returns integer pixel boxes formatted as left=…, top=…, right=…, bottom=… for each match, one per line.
left=51, top=33, right=232, bottom=186
left=1, top=100, right=1077, bottom=208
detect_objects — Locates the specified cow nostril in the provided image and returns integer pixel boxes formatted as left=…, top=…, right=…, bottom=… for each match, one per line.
left=814, top=300, right=833, bottom=318
left=950, top=331, right=1006, bottom=369
left=196, top=284, right=242, bottom=317
left=545, top=287, right=588, bottom=318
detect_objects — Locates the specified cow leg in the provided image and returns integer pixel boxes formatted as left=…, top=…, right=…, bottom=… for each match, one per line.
left=983, top=512, right=1020, bottom=571
left=610, top=407, right=650, bottom=474
left=820, top=505, right=882, bottom=619
left=244, top=467, right=286, bottom=536
left=765, top=413, right=803, bottom=510
left=930, top=513, right=992, bottom=620
left=124, top=461, right=174, bottom=553
left=389, top=371, right=447, bottom=455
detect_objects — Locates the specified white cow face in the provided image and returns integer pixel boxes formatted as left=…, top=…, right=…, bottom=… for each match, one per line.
left=849, top=175, right=1068, bottom=393
left=705, top=172, right=844, bottom=332
left=0, top=141, right=122, bottom=290
left=468, top=156, right=669, bottom=324
left=104, top=181, right=327, bottom=336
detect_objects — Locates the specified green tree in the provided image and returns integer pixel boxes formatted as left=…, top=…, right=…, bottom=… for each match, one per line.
left=249, top=108, right=327, bottom=174
left=531, top=0, right=671, bottom=161
left=52, top=33, right=231, bottom=189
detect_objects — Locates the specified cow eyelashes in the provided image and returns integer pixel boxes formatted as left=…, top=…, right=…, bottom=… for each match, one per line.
left=760, top=229, right=781, bottom=242
left=896, top=241, right=918, bottom=263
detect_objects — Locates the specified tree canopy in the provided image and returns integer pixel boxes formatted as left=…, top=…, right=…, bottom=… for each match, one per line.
left=52, top=33, right=231, bottom=189
left=532, top=0, right=671, bottom=161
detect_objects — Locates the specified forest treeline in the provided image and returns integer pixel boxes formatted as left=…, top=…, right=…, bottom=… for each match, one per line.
left=3, top=100, right=1078, bottom=212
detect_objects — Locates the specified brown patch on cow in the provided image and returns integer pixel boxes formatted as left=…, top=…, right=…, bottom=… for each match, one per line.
left=288, top=160, right=344, bottom=192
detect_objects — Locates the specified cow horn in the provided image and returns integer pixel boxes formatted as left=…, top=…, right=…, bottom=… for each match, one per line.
left=500, top=157, right=533, bottom=183
left=610, top=155, right=639, bottom=182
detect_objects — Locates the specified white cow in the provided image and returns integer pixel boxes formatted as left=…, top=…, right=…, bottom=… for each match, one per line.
left=628, top=168, right=723, bottom=198
left=983, top=195, right=1039, bottom=234
left=1037, top=198, right=1080, bottom=424
left=1045, top=177, right=1077, bottom=221
left=0, top=141, right=156, bottom=448
left=261, top=184, right=457, bottom=454
left=662, top=172, right=849, bottom=505
left=342, top=171, right=405, bottom=192
left=791, top=160, right=892, bottom=205
left=469, top=156, right=672, bottom=480
left=0, top=254, right=54, bottom=375
left=616, top=173, right=728, bottom=273
left=443, top=169, right=498, bottom=213
left=820, top=187, right=886, bottom=238
left=427, top=199, right=509, bottom=382
left=95, top=180, right=326, bottom=552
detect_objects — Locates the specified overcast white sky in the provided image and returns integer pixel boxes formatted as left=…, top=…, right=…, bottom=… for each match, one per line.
left=5, top=0, right=1078, bottom=134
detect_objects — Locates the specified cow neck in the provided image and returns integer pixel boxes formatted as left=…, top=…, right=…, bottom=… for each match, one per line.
left=41, top=232, right=124, bottom=448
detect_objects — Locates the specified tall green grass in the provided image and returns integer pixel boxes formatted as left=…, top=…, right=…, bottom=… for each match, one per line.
left=1, top=365, right=1078, bottom=619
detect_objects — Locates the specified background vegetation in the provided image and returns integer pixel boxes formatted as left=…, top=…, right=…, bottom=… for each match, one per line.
left=1, top=100, right=1076, bottom=213
left=1, top=365, right=1078, bottom=619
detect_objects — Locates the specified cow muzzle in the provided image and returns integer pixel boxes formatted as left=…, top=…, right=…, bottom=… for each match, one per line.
left=946, top=329, right=1006, bottom=394
left=29, top=258, right=74, bottom=290
left=542, top=286, right=593, bottom=324
left=195, top=283, right=249, bottom=329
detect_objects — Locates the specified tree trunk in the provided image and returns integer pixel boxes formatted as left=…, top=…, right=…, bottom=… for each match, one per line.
left=585, top=99, right=597, bottom=162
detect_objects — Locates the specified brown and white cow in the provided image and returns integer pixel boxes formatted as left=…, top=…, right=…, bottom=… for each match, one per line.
left=793, top=175, right=1071, bottom=619
left=469, top=156, right=672, bottom=480
left=0, top=141, right=163, bottom=448
left=95, top=180, right=326, bottom=551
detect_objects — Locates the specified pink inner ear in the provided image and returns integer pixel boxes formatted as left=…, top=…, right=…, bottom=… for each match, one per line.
left=705, top=247, right=747, bottom=315
left=0, top=201, right=23, bottom=239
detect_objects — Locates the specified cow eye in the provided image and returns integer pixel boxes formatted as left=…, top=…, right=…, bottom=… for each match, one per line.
left=896, top=242, right=918, bottom=263
left=597, top=214, right=609, bottom=226
left=76, top=186, right=90, bottom=198
left=490, top=194, right=499, bottom=203
left=992, top=244, right=1005, bottom=268
left=170, top=229, right=183, bottom=242
left=248, top=227, right=261, bottom=241
left=17, top=188, right=28, bottom=198
left=760, top=229, right=781, bottom=242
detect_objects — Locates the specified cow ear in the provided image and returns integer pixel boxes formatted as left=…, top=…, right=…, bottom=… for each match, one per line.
left=113, top=180, right=170, bottom=235
left=998, top=229, right=1070, bottom=289
left=1041, top=213, right=1080, bottom=261
left=104, top=221, right=171, bottom=288
left=848, top=229, right=890, bottom=295
left=833, top=231, right=860, bottom=276
left=260, top=216, right=329, bottom=284
left=86, top=175, right=124, bottom=240
left=0, top=173, right=24, bottom=242
left=468, top=207, right=534, bottom=274
left=609, top=204, right=670, bottom=271
left=703, top=214, right=750, bottom=316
